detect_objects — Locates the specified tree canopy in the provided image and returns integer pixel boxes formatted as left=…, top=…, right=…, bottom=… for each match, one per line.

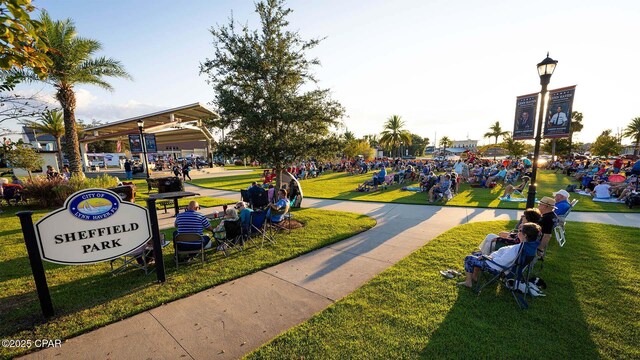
left=0, top=0, right=51, bottom=82
left=590, top=129, right=622, bottom=157
left=35, top=11, right=131, bottom=176
left=22, top=109, right=64, bottom=167
left=379, top=115, right=411, bottom=157
left=622, top=117, right=640, bottom=155
left=7, top=143, right=43, bottom=179
left=484, top=121, right=509, bottom=144
left=200, top=0, right=344, bottom=181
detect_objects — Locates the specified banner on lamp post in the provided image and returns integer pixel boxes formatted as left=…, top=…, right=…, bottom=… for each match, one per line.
left=513, top=93, right=538, bottom=140
left=128, top=134, right=143, bottom=153
left=543, top=85, right=577, bottom=138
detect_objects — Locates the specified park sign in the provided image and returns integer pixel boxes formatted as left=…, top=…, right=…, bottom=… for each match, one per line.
left=34, top=189, right=152, bottom=265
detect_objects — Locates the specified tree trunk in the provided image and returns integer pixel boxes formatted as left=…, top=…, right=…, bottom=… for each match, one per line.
left=567, top=131, right=574, bottom=157
left=551, top=139, right=556, bottom=161
left=275, top=164, right=283, bottom=190
left=635, top=138, right=640, bottom=156
left=55, top=136, right=64, bottom=170
left=56, top=85, right=84, bottom=177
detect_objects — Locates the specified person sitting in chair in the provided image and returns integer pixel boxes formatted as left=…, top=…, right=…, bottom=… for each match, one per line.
left=478, top=208, right=541, bottom=255
left=268, top=189, right=289, bottom=223
left=501, top=176, right=530, bottom=199
left=459, top=223, right=541, bottom=288
left=235, top=201, right=253, bottom=226
left=428, top=174, right=451, bottom=202
left=553, top=189, right=571, bottom=216
left=212, top=208, right=239, bottom=246
left=173, top=201, right=214, bottom=252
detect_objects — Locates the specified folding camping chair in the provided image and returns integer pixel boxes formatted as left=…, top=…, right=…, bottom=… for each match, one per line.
left=250, top=187, right=269, bottom=209
left=110, top=237, right=171, bottom=275
left=554, top=199, right=578, bottom=247
left=267, top=201, right=291, bottom=235
left=240, top=189, right=251, bottom=204
left=173, top=233, right=213, bottom=268
left=474, top=240, right=541, bottom=309
left=246, top=209, right=275, bottom=247
left=217, top=219, right=244, bottom=256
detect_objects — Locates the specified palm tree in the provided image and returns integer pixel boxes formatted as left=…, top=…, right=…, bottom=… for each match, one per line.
left=568, top=111, right=584, bottom=155
left=22, top=110, right=65, bottom=168
left=343, top=130, right=355, bottom=143
left=37, top=12, right=131, bottom=176
left=623, top=117, right=640, bottom=156
left=501, top=133, right=527, bottom=158
left=484, top=121, right=510, bottom=144
left=379, top=115, right=411, bottom=157
left=439, top=136, right=452, bottom=155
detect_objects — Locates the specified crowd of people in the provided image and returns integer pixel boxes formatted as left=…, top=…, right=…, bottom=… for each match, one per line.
left=550, top=157, right=640, bottom=202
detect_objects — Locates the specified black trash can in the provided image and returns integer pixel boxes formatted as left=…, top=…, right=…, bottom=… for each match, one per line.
left=109, top=184, right=137, bottom=202
left=157, top=177, right=184, bottom=193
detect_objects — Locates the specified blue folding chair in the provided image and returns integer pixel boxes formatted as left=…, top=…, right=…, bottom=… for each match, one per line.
left=474, top=240, right=541, bottom=309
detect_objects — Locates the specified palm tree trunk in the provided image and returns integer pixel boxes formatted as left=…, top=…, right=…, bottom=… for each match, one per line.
left=56, top=85, right=84, bottom=177
left=635, top=138, right=640, bottom=156
left=567, top=131, right=574, bottom=156
left=55, top=136, right=64, bottom=170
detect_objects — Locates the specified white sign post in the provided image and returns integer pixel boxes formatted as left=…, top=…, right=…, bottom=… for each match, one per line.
left=35, top=189, right=152, bottom=264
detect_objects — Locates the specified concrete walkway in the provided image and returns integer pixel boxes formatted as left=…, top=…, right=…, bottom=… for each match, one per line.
left=22, top=185, right=640, bottom=359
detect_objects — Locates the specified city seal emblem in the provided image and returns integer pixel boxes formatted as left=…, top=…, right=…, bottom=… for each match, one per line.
left=68, top=189, right=120, bottom=221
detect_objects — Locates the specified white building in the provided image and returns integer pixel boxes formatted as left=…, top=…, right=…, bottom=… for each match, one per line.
left=451, top=139, right=478, bottom=149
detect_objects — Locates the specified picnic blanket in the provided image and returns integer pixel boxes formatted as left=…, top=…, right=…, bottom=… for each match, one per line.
left=401, top=186, right=422, bottom=192
left=574, top=190, right=592, bottom=196
left=499, top=196, right=535, bottom=202
left=592, top=197, right=624, bottom=203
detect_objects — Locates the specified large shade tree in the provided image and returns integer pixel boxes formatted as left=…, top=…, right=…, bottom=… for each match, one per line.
left=484, top=121, right=509, bottom=144
left=379, top=115, right=411, bottom=157
left=591, top=129, right=622, bottom=157
left=200, top=0, right=344, bottom=186
left=22, top=109, right=64, bottom=167
left=622, top=117, right=640, bottom=156
left=36, top=12, right=131, bottom=176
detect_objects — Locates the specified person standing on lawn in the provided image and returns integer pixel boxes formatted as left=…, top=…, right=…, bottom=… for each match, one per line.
left=124, top=159, right=133, bottom=180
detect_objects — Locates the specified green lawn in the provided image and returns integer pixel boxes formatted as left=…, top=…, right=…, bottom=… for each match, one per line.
left=248, top=221, right=640, bottom=359
left=0, top=205, right=375, bottom=359
left=191, top=170, right=639, bottom=212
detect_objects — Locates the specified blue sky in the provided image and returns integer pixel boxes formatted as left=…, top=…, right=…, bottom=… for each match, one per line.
left=9, top=0, right=640, bottom=145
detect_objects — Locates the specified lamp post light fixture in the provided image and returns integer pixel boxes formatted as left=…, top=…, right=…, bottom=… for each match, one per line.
left=137, top=120, right=151, bottom=179
left=526, top=53, right=558, bottom=209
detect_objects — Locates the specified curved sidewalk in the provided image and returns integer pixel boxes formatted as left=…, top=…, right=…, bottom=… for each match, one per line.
left=22, top=185, right=640, bottom=360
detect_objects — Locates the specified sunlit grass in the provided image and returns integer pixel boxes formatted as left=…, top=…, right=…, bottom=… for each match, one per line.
left=0, top=206, right=375, bottom=359
left=249, top=221, right=640, bottom=359
left=191, top=170, right=639, bottom=212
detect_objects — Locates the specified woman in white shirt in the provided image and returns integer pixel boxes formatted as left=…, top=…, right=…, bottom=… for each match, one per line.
left=459, top=223, right=541, bottom=288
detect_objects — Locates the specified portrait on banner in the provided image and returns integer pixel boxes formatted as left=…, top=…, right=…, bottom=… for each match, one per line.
left=513, top=93, right=537, bottom=140
left=543, top=86, right=576, bottom=138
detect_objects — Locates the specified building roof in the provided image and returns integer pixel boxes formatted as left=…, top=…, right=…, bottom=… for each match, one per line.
left=79, top=103, right=218, bottom=144
left=22, top=126, right=56, bottom=142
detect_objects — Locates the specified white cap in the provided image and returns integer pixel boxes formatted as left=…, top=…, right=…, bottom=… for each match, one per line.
left=553, top=189, right=570, bottom=199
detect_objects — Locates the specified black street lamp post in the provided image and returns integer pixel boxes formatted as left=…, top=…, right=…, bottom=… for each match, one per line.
left=137, top=120, right=151, bottom=179
left=526, top=53, right=558, bottom=208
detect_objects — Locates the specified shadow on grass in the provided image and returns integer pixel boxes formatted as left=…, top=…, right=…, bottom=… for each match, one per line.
left=420, top=224, right=634, bottom=358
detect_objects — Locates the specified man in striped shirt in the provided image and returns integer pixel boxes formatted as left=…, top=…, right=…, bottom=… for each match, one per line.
left=173, top=201, right=213, bottom=250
